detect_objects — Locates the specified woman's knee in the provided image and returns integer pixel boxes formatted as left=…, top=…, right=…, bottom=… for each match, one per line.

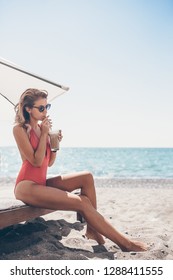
left=81, top=171, right=94, bottom=185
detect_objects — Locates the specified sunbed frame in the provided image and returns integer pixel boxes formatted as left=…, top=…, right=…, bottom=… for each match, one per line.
left=0, top=205, right=84, bottom=230
left=0, top=205, right=56, bottom=230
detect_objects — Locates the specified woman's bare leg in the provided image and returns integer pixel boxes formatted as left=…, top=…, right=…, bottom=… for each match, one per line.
left=15, top=181, right=147, bottom=252
left=46, top=171, right=105, bottom=244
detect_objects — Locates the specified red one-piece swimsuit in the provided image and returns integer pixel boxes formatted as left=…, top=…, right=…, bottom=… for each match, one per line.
left=15, top=128, right=51, bottom=186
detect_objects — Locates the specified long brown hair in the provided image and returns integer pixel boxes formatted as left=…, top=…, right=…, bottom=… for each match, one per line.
left=14, top=88, right=48, bottom=127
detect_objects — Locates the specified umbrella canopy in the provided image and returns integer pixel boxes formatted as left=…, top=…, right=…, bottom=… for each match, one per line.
left=0, top=57, right=69, bottom=120
left=0, top=57, right=69, bottom=146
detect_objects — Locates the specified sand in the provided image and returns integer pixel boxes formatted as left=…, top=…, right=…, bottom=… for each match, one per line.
left=0, top=178, right=173, bottom=260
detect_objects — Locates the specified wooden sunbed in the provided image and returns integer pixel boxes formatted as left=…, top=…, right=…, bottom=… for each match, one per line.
left=0, top=205, right=84, bottom=230
left=0, top=205, right=56, bottom=230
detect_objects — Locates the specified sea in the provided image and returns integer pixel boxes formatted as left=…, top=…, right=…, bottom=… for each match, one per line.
left=1, top=147, right=173, bottom=180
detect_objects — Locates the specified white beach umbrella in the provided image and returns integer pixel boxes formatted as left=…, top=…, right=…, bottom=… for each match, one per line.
left=0, top=57, right=69, bottom=121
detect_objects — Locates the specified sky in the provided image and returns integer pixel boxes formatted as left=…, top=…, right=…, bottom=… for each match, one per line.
left=0, top=0, right=173, bottom=147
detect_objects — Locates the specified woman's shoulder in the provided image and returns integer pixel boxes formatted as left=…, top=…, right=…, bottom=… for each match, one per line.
left=13, top=124, right=32, bottom=140
left=13, top=124, right=24, bottom=132
left=13, top=125, right=27, bottom=137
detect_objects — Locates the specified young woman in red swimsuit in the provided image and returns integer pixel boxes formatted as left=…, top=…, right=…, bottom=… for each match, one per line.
left=13, top=88, right=147, bottom=252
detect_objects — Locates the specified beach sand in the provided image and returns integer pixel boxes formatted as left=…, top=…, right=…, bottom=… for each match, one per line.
left=0, top=178, right=173, bottom=260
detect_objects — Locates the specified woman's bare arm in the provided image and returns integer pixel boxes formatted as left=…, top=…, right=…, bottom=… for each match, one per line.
left=13, top=125, right=48, bottom=167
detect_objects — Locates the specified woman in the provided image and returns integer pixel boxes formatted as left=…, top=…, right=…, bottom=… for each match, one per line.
left=13, top=88, right=147, bottom=252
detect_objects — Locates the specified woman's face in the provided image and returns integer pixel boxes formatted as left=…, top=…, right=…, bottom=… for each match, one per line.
left=29, top=98, right=50, bottom=121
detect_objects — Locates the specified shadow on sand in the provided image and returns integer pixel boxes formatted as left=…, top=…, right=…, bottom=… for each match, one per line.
left=0, top=217, right=115, bottom=260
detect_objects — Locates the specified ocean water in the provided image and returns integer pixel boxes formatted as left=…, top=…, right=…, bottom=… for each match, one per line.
left=1, top=147, right=173, bottom=180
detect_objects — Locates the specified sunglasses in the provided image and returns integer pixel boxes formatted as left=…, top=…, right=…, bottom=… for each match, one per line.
left=33, top=103, right=51, bottom=112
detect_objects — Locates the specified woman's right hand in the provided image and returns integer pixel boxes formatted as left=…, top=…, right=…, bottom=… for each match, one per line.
left=40, top=116, right=52, bottom=134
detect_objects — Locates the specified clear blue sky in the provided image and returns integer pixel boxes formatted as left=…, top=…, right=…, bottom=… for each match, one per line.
left=0, top=0, right=173, bottom=147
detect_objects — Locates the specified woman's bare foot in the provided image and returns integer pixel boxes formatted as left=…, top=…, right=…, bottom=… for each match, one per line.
left=119, top=240, right=148, bottom=252
left=84, top=228, right=105, bottom=245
